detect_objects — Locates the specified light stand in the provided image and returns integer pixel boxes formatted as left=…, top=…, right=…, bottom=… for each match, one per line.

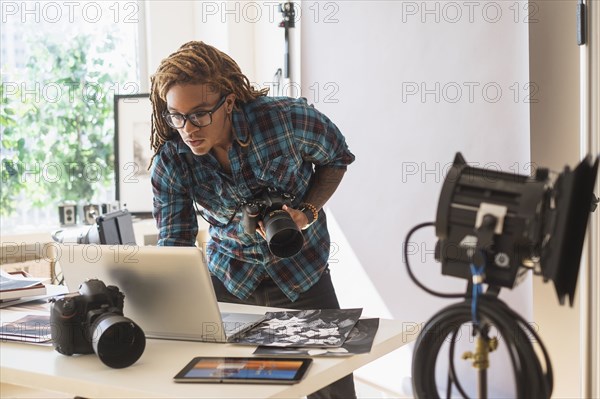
left=461, top=327, right=497, bottom=399
left=465, top=216, right=496, bottom=399
left=458, top=213, right=504, bottom=399
left=278, top=2, right=295, bottom=81
left=274, top=2, right=297, bottom=97
left=407, top=152, right=598, bottom=398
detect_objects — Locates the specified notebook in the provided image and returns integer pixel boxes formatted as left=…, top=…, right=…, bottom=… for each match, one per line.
left=57, top=244, right=265, bottom=342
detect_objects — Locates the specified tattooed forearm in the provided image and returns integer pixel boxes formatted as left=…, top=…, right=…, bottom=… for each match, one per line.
left=302, top=167, right=347, bottom=210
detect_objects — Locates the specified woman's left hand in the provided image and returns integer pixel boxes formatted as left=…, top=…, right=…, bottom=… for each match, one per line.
left=257, top=205, right=308, bottom=240
left=282, top=204, right=309, bottom=230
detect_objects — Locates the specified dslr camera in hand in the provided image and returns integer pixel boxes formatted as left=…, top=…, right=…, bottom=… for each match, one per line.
left=241, top=188, right=304, bottom=258
left=50, top=279, right=145, bottom=369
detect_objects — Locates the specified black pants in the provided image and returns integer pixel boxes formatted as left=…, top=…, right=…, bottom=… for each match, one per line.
left=211, top=269, right=357, bottom=399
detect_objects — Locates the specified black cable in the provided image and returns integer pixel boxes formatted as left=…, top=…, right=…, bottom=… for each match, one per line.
left=191, top=195, right=240, bottom=229
left=404, top=222, right=464, bottom=299
left=406, top=222, right=554, bottom=398
left=412, top=295, right=553, bottom=398
left=184, top=152, right=240, bottom=229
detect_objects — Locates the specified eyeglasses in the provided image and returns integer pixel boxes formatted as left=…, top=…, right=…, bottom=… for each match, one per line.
left=162, top=94, right=228, bottom=129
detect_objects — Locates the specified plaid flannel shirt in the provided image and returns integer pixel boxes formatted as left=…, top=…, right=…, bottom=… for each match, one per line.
left=151, top=96, right=355, bottom=301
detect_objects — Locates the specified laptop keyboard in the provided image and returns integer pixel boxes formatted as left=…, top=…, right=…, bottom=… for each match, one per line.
left=221, top=312, right=264, bottom=336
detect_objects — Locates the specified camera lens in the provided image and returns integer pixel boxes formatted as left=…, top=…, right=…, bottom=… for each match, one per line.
left=263, top=209, right=304, bottom=258
left=91, top=313, right=146, bottom=369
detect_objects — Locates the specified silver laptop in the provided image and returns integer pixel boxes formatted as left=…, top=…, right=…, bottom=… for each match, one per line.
left=57, top=244, right=265, bottom=342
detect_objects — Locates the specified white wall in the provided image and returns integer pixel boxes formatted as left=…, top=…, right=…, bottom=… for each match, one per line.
left=301, top=1, right=533, bottom=396
left=143, top=0, right=285, bottom=93
left=144, top=1, right=196, bottom=79
left=529, top=2, right=584, bottom=398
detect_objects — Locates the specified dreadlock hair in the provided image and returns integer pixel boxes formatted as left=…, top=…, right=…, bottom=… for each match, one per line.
left=149, top=41, right=269, bottom=156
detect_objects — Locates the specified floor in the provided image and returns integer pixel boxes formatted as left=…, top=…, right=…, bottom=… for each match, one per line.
left=0, top=384, right=71, bottom=399
left=0, top=381, right=403, bottom=399
left=355, top=377, right=408, bottom=398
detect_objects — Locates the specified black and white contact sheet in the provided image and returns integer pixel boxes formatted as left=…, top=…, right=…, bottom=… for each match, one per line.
left=253, top=318, right=380, bottom=357
left=232, top=309, right=363, bottom=348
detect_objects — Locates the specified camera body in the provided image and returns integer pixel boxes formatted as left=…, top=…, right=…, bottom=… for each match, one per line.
left=241, top=188, right=304, bottom=258
left=50, top=279, right=145, bottom=368
left=58, top=203, right=78, bottom=226
left=51, top=279, right=125, bottom=355
left=83, top=204, right=101, bottom=225
left=242, top=188, right=294, bottom=233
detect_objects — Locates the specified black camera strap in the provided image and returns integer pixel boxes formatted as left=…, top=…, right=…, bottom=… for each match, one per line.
left=183, top=152, right=240, bottom=228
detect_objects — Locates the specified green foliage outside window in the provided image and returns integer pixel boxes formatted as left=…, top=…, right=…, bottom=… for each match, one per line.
left=0, top=83, right=23, bottom=216
left=1, top=30, right=132, bottom=217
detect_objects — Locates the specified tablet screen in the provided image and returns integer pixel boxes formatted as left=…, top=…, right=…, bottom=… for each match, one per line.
left=174, top=357, right=312, bottom=384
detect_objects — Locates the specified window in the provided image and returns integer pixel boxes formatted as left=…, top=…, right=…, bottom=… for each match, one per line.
left=1, top=1, right=143, bottom=233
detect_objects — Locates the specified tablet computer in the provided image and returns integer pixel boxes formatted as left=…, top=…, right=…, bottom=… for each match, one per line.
left=173, top=357, right=312, bottom=384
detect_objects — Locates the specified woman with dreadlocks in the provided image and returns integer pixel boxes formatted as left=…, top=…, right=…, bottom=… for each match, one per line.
left=150, top=41, right=356, bottom=398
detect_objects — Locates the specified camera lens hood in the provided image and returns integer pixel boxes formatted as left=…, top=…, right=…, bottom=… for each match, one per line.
left=91, top=313, right=146, bottom=369
left=264, top=210, right=304, bottom=258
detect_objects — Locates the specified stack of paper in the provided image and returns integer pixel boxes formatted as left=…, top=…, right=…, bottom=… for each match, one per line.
left=0, top=303, right=53, bottom=345
left=253, top=318, right=380, bottom=357
left=230, top=308, right=380, bottom=357
left=0, top=270, right=47, bottom=302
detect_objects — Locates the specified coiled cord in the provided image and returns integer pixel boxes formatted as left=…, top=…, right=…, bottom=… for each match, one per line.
left=405, top=222, right=553, bottom=398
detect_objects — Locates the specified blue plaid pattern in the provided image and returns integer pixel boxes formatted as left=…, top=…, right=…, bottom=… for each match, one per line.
left=151, top=96, right=355, bottom=301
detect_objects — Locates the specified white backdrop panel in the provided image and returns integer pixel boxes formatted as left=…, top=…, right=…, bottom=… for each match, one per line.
left=301, top=1, right=533, bottom=395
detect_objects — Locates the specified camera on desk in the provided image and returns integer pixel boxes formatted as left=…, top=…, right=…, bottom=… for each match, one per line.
left=58, top=204, right=78, bottom=226
left=50, top=279, right=145, bottom=368
left=59, top=201, right=120, bottom=226
left=83, top=202, right=121, bottom=225
left=52, top=208, right=136, bottom=246
left=82, top=204, right=101, bottom=225
left=101, top=201, right=120, bottom=215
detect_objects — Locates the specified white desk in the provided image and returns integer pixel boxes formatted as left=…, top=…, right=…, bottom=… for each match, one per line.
left=0, top=303, right=412, bottom=398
